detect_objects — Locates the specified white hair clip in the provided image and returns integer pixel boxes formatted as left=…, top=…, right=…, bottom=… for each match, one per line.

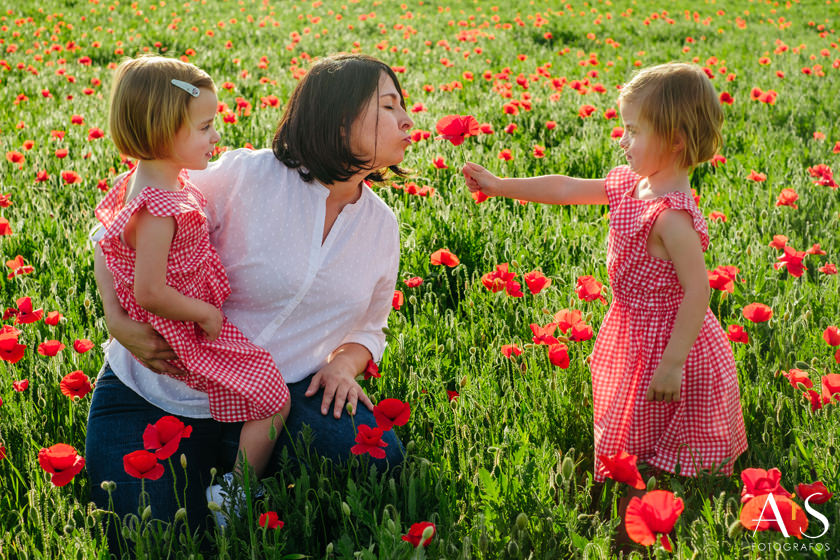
left=170, top=79, right=200, bottom=97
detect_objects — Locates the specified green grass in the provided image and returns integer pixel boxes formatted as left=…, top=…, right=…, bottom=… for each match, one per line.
left=1, top=0, right=840, bottom=558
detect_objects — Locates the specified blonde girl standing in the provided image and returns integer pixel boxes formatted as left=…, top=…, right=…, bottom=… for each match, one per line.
left=462, top=63, right=747, bottom=482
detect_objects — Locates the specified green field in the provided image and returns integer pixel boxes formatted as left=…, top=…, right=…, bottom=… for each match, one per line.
left=1, top=0, right=839, bottom=558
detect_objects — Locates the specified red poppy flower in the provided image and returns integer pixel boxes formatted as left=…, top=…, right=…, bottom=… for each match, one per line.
left=611, top=126, right=624, bottom=139
left=552, top=309, right=581, bottom=333
left=805, top=243, right=826, bottom=255
left=782, top=369, right=812, bottom=389
left=768, top=235, right=788, bottom=250
left=7, top=256, right=35, bottom=279
left=548, top=343, right=569, bottom=368
left=13, top=379, right=29, bottom=392
left=707, top=210, right=727, bottom=222
left=739, top=493, right=807, bottom=538
left=0, top=217, right=11, bottom=237
left=821, top=373, right=840, bottom=403
left=61, top=170, right=81, bottom=184
left=392, top=290, right=404, bottom=311
left=775, top=188, right=799, bottom=209
left=530, top=322, right=558, bottom=345
left=73, top=339, right=95, bottom=353
left=804, top=389, right=831, bottom=411
left=501, top=344, right=522, bottom=359
left=435, top=114, right=480, bottom=146
left=472, top=190, right=490, bottom=204
left=710, top=154, right=727, bottom=167
left=37, top=340, right=65, bottom=357
left=796, top=481, right=833, bottom=504
left=38, top=443, right=85, bottom=486
left=350, top=424, right=388, bottom=459
left=123, top=450, right=165, bottom=480
left=498, top=149, right=513, bottom=161
left=719, top=91, right=734, bottom=104
left=481, top=264, right=515, bottom=293
left=0, top=446, right=5, bottom=460
left=773, top=245, right=807, bottom=277
left=578, top=104, right=596, bottom=118
left=532, top=145, right=546, bottom=158
left=403, top=277, right=423, bottom=288
left=44, top=311, right=62, bottom=326
left=707, top=265, right=739, bottom=292
left=143, top=416, right=193, bottom=459
left=0, top=325, right=26, bottom=363
left=259, top=511, right=284, bottom=529
left=401, top=521, right=436, bottom=547
left=823, top=326, right=840, bottom=346
left=740, top=468, right=791, bottom=503
left=373, top=398, right=411, bottom=430
left=819, top=263, right=838, bottom=275
left=432, top=156, right=448, bottom=169
left=742, top=303, right=772, bottom=323
left=724, top=324, right=748, bottom=344
left=446, top=390, right=459, bottom=401
left=523, top=270, right=551, bottom=294
left=60, top=370, right=93, bottom=399
left=599, top=450, right=645, bottom=489
left=363, top=359, right=381, bottom=381
left=575, top=275, right=606, bottom=304
left=430, top=249, right=460, bottom=267
left=747, top=169, right=767, bottom=182
left=35, top=170, right=49, bottom=182
left=807, top=164, right=837, bottom=188
left=604, top=108, right=617, bottom=119
left=87, top=127, right=105, bottom=141
left=624, top=490, right=684, bottom=551
left=569, top=322, right=594, bottom=342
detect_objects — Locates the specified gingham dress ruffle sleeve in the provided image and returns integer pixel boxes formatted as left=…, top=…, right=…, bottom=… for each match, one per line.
left=95, top=169, right=289, bottom=423
left=590, top=166, right=747, bottom=480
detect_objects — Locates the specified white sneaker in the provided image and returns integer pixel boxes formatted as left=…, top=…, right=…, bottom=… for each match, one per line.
left=205, top=472, right=265, bottom=528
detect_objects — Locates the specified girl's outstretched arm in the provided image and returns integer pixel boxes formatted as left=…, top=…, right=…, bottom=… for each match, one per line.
left=462, top=161, right=607, bottom=205
left=646, top=209, right=711, bottom=403
left=132, top=209, right=223, bottom=340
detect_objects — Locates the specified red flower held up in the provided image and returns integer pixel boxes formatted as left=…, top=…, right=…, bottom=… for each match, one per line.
left=624, top=490, right=684, bottom=551
left=38, top=443, right=85, bottom=486
left=435, top=114, right=480, bottom=146
left=123, top=450, right=165, bottom=480
left=143, top=416, right=193, bottom=459
left=60, top=370, right=93, bottom=398
left=373, top=398, right=411, bottom=430
left=401, top=521, right=436, bottom=547
left=599, top=450, right=645, bottom=489
left=350, top=424, right=388, bottom=458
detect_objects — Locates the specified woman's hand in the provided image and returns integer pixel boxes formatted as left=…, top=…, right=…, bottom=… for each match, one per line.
left=197, top=305, right=223, bottom=342
left=305, top=345, right=374, bottom=418
left=462, top=161, right=504, bottom=198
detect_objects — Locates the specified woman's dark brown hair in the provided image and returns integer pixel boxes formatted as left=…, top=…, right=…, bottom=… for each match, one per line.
left=272, top=53, right=408, bottom=184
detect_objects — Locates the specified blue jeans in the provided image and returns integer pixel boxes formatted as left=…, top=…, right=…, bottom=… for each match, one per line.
left=86, top=365, right=403, bottom=549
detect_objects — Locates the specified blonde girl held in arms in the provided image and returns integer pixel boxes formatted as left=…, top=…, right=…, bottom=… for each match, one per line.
left=463, top=63, right=747, bottom=489
left=95, top=56, right=290, bottom=513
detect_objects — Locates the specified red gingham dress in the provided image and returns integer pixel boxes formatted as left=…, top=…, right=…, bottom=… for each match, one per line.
left=590, top=166, right=747, bottom=480
left=95, top=169, right=289, bottom=423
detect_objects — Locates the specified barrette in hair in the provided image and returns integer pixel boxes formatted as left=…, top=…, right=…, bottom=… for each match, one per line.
left=170, top=79, right=200, bottom=97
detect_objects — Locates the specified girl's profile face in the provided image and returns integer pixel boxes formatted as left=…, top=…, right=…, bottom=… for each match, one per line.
left=170, top=88, right=221, bottom=171
left=348, top=71, right=414, bottom=173
left=618, top=99, right=674, bottom=178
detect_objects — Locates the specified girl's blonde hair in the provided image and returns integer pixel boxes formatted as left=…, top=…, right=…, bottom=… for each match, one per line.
left=618, top=62, right=723, bottom=168
left=109, top=56, right=215, bottom=160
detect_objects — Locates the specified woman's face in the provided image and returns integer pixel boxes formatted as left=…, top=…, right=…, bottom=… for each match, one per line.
left=349, top=71, right=414, bottom=171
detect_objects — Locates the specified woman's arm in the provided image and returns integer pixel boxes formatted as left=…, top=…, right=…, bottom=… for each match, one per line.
left=132, top=209, right=223, bottom=340
left=305, top=343, right=375, bottom=419
left=462, top=161, right=607, bottom=205
left=94, top=245, right=185, bottom=375
left=645, top=209, right=711, bottom=403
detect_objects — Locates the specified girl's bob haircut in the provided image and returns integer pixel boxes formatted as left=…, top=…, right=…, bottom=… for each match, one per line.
left=618, top=62, right=723, bottom=169
left=109, top=56, right=215, bottom=161
left=272, top=53, right=408, bottom=185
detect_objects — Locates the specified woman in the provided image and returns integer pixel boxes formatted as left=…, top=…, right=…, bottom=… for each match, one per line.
left=86, top=53, right=413, bottom=544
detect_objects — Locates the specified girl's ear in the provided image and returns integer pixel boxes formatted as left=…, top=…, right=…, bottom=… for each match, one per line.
left=672, top=130, right=686, bottom=152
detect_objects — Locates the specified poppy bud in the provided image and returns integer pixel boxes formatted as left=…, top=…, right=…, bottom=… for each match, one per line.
left=175, top=508, right=187, bottom=523
left=207, top=501, right=222, bottom=512
left=84, top=298, right=91, bottom=309
left=142, top=505, right=152, bottom=521
left=326, top=543, right=334, bottom=555
left=507, top=540, right=519, bottom=557
left=180, top=453, right=187, bottom=469
left=345, top=403, right=354, bottom=416
left=100, top=480, right=113, bottom=492
left=790, top=455, right=799, bottom=471
left=210, top=467, right=217, bottom=478
left=783, top=311, right=790, bottom=321
left=515, top=512, right=528, bottom=531
left=727, top=519, right=744, bottom=538
left=746, top=246, right=752, bottom=256
left=460, top=375, right=467, bottom=387
left=341, top=502, right=351, bottom=517
left=646, top=475, right=657, bottom=491
left=803, top=310, right=811, bottom=321
left=561, top=456, right=574, bottom=482
left=479, top=527, right=489, bottom=554
left=421, top=524, right=435, bottom=543
left=387, top=519, right=396, bottom=533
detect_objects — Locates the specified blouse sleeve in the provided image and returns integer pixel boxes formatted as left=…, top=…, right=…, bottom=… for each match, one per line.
left=338, top=220, right=400, bottom=363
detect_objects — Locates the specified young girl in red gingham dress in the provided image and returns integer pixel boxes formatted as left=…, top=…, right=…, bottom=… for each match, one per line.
left=97, top=56, right=290, bottom=490
left=463, top=63, right=747, bottom=482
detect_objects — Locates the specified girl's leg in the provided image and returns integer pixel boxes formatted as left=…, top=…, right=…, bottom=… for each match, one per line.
left=86, top=365, right=224, bottom=552
left=260, top=372, right=405, bottom=473
left=235, top=402, right=290, bottom=478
